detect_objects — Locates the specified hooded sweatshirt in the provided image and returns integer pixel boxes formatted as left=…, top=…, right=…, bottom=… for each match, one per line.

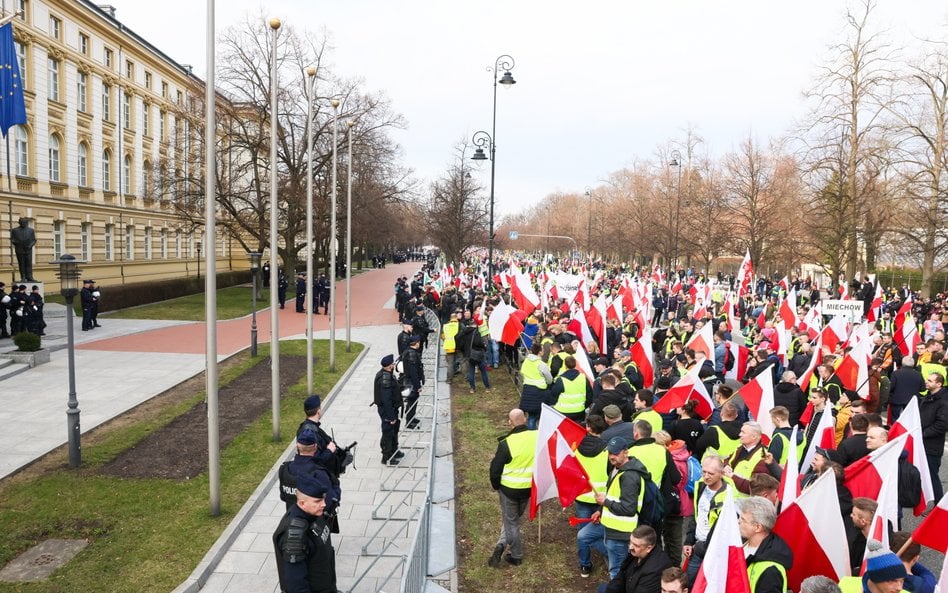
left=667, top=440, right=694, bottom=517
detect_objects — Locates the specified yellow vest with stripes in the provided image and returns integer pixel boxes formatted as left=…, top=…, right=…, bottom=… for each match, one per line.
left=500, top=430, right=539, bottom=490
left=575, top=449, right=609, bottom=504
left=520, top=358, right=548, bottom=389
left=726, top=446, right=765, bottom=499
left=635, top=409, right=664, bottom=437
left=627, top=442, right=667, bottom=486
left=769, top=431, right=806, bottom=466
left=555, top=374, right=587, bottom=415
left=600, top=469, right=646, bottom=533
left=704, top=425, right=740, bottom=460
left=552, top=352, right=569, bottom=377
left=442, top=320, right=459, bottom=354
left=748, top=560, right=787, bottom=593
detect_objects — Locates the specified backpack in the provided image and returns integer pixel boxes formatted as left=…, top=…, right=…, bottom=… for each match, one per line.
left=723, top=345, right=735, bottom=371
left=684, top=456, right=702, bottom=495
left=637, top=473, right=666, bottom=530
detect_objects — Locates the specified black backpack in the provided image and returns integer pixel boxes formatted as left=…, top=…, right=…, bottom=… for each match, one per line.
left=723, top=345, right=735, bottom=371
left=637, top=473, right=666, bottom=529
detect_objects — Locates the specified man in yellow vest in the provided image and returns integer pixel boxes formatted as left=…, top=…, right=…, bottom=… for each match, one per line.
left=488, top=409, right=537, bottom=568
left=518, top=343, right=553, bottom=430
left=632, top=389, right=664, bottom=436
left=738, top=496, right=793, bottom=593
left=441, top=311, right=461, bottom=383
left=723, top=422, right=770, bottom=497
left=575, top=415, right=610, bottom=578
left=693, top=402, right=741, bottom=460
left=683, top=454, right=729, bottom=586
left=551, top=356, right=593, bottom=423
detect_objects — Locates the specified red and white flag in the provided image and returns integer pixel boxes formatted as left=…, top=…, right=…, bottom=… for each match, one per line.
left=820, top=315, right=849, bottom=353
left=586, top=294, right=608, bottom=354
left=692, top=489, right=750, bottom=593
left=653, top=365, right=714, bottom=419
left=912, top=491, right=948, bottom=553
left=778, top=426, right=802, bottom=509
left=800, top=405, right=837, bottom=473
left=735, top=249, right=754, bottom=299
left=862, top=467, right=901, bottom=572
left=796, top=333, right=824, bottom=389
left=571, top=306, right=596, bottom=349
left=835, top=323, right=871, bottom=399
left=630, top=327, right=655, bottom=389
left=529, top=404, right=592, bottom=519
left=488, top=299, right=524, bottom=346
left=889, top=398, right=935, bottom=515
left=773, top=470, right=851, bottom=591
left=779, top=288, right=799, bottom=331
left=897, top=314, right=921, bottom=358
left=510, top=270, right=540, bottom=314
left=867, top=283, right=884, bottom=323
left=686, top=320, right=714, bottom=359
left=801, top=305, right=823, bottom=340
left=843, top=433, right=908, bottom=501
left=606, top=296, right=623, bottom=323
left=736, top=370, right=776, bottom=444
left=724, top=341, right=752, bottom=383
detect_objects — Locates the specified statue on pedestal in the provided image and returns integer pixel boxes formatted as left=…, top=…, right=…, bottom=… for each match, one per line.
left=10, top=217, right=36, bottom=282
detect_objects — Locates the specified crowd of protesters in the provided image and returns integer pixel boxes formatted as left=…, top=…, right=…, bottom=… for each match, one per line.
left=416, top=253, right=948, bottom=593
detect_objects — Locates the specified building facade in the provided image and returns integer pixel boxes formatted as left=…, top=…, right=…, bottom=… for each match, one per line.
left=1, top=0, right=239, bottom=291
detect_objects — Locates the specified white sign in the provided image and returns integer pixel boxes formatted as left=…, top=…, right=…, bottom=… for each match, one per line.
left=509, top=231, right=519, bottom=240
left=821, top=299, right=864, bottom=320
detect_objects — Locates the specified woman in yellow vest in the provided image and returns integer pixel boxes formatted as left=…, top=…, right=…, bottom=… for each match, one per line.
left=441, top=312, right=461, bottom=383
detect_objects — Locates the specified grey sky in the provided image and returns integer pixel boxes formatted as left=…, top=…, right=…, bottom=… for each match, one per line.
left=111, top=1, right=947, bottom=217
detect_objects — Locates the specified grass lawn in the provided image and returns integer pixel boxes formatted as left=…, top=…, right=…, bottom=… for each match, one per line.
left=0, top=339, right=362, bottom=593
left=103, top=285, right=280, bottom=321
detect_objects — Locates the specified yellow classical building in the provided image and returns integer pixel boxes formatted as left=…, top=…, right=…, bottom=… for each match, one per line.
left=1, top=0, right=239, bottom=290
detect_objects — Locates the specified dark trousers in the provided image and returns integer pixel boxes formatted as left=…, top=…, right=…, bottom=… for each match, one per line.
left=380, top=419, right=400, bottom=461
left=662, top=515, right=684, bottom=566
left=927, top=453, right=944, bottom=501
left=295, top=294, right=305, bottom=312
left=404, top=388, right=420, bottom=424
left=82, top=307, right=93, bottom=330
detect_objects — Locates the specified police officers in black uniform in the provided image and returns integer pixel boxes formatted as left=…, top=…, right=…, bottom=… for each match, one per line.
left=278, top=429, right=339, bottom=521
left=80, top=279, right=96, bottom=331
left=402, top=336, right=424, bottom=429
left=317, top=274, right=330, bottom=315
left=278, top=271, right=289, bottom=309
left=272, top=474, right=338, bottom=593
left=374, top=354, right=404, bottom=465
left=295, top=273, right=306, bottom=313
left=89, top=281, right=101, bottom=328
left=0, top=282, right=9, bottom=338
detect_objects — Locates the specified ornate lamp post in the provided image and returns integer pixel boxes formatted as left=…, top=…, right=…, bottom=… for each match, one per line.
left=54, top=254, right=82, bottom=467
left=268, top=16, right=282, bottom=441
left=248, top=251, right=261, bottom=357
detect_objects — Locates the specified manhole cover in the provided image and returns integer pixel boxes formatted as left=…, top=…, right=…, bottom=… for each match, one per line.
left=0, top=539, right=88, bottom=582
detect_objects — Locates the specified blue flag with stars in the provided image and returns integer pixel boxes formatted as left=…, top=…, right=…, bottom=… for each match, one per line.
left=0, top=23, right=26, bottom=138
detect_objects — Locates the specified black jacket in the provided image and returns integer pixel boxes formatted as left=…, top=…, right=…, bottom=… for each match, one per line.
left=489, top=425, right=534, bottom=500
left=746, top=532, right=794, bottom=593
left=604, top=545, right=673, bottom=593
left=920, top=388, right=948, bottom=457
left=836, top=433, right=870, bottom=467
left=374, top=369, right=399, bottom=421
left=396, top=331, right=413, bottom=356
left=402, top=346, right=424, bottom=390
left=273, top=505, right=337, bottom=593
left=890, top=367, right=926, bottom=406
left=693, top=419, right=741, bottom=460
left=773, top=382, right=808, bottom=427
left=589, top=388, right=634, bottom=422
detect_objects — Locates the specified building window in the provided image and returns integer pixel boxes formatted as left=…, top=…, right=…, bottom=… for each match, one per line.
left=47, top=58, right=60, bottom=102
left=81, top=222, right=91, bottom=261
left=48, top=134, right=61, bottom=182
left=144, top=71, right=152, bottom=90
left=175, top=232, right=181, bottom=258
left=125, top=60, right=133, bottom=79
left=14, top=41, right=26, bottom=88
left=123, top=154, right=131, bottom=193
left=79, top=33, right=89, bottom=55
left=125, top=225, right=134, bottom=260
left=104, top=47, right=113, bottom=69
left=161, top=229, right=168, bottom=258
left=104, top=224, right=114, bottom=260
left=78, top=143, right=88, bottom=187
left=16, top=0, right=27, bottom=21
left=49, top=15, right=61, bottom=40
left=142, top=160, right=151, bottom=195
left=122, top=92, right=131, bottom=129
left=161, top=81, right=168, bottom=99
left=142, top=104, right=149, bottom=136
left=101, top=83, right=111, bottom=121
left=159, top=111, right=165, bottom=142
left=77, top=71, right=87, bottom=112
left=144, top=227, right=152, bottom=259
left=14, top=126, right=28, bottom=176
left=52, top=220, right=64, bottom=258
left=102, top=149, right=111, bottom=191
left=176, top=90, right=183, bottom=105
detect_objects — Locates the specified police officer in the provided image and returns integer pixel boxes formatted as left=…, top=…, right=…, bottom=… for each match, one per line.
left=80, top=279, right=95, bottom=331
left=0, top=282, right=9, bottom=338
left=89, top=281, right=101, bottom=328
left=374, top=354, right=404, bottom=465
left=278, top=429, right=339, bottom=516
left=295, top=273, right=307, bottom=313
left=272, top=474, right=338, bottom=593
left=402, top=336, right=424, bottom=429
left=297, top=395, right=342, bottom=476
left=278, top=271, right=289, bottom=309
left=317, top=274, right=330, bottom=315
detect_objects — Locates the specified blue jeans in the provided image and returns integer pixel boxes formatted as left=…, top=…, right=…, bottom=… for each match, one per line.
left=490, top=339, right=500, bottom=367
left=469, top=358, right=490, bottom=389
left=577, top=521, right=605, bottom=569
left=604, top=537, right=630, bottom=579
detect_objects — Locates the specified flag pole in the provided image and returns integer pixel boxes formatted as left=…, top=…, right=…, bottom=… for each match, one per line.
left=537, top=504, right=542, bottom=542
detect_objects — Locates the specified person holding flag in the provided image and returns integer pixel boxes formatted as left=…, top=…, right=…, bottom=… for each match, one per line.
left=738, top=496, right=794, bottom=593
left=488, top=409, right=537, bottom=568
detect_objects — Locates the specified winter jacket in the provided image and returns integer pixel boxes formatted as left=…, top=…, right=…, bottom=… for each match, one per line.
left=667, top=440, right=694, bottom=517
left=746, top=532, right=794, bottom=593
left=773, top=381, right=808, bottom=427
left=920, top=388, right=948, bottom=457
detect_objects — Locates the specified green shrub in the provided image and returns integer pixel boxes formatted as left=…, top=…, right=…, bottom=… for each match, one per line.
left=95, top=270, right=248, bottom=312
left=13, top=332, right=41, bottom=352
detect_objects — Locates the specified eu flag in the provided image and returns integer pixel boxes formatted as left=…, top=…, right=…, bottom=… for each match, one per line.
left=0, top=22, right=26, bottom=138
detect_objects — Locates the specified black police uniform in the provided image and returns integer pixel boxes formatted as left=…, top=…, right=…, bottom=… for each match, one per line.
left=402, top=344, right=424, bottom=428
left=278, top=455, right=339, bottom=513
left=374, top=367, right=402, bottom=463
left=273, top=505, right=337, bottom=593
left=80, top=283, right=95, bottom=331
left=295, top=275, right=306, bottom=313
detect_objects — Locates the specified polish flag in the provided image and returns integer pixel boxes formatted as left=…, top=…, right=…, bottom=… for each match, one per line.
left=736, top=370, right=776, bottom=444
left=889, top=398, right=935, bottom=515
left=724, top=341, right=752, bottom=383
left=571, top=340, right=596, bottom=386
left=670, top=279, right=683, bottom=296
left=529, top=404, right=592, bottom=520
left=586, top=294, right=608, bottom=354
left=735, top=249, right=754, bottom=299
left=796, top=333, right=824, bottom=389
left=896, top=314, right=921, bottom=358
left=571, top=306, right=596, bottom=349
left=779, top=288, right=799, bottom=331
left=820, top=315, right=849, bottom=353
left=800, top=405, right=837, bottom=473
left=778, top=276, right=790, bottom=293
left=773, top=470, right=851, bottom=591
left=867, top=283, right=884, bottom=323
left=778, top=426, right=802, bottom=509
left=692, top=489, right=750, bottom=593
left=606, top=296, right=623, bottom=323
left=912, top=491, right=948, bottom=553
left=630, top=327, right=655, bottom=389
left=835, top=323, right=872, bottom=399
left=510, top=270, right=540, bottom=314
left=801, top=305, right=823, bottom=340
left=653, top=365, right=714, bottom=420
left=843, top=433, right=909, bottom=501
left=862, top=468, right=901, bottom=571
left=686, top=320, right=714, bottom=359
left=488, top=299, right=524, bottom=346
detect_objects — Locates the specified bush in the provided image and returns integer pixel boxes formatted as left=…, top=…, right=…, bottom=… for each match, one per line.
left=13, top=332, right=41, bottom=352
left=97, top=271, right=249, bottom=312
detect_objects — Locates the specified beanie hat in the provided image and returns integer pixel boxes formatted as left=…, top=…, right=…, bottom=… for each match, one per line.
left=863, top=539, right=907, bottom=585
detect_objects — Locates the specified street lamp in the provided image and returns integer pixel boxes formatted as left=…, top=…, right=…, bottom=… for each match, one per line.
left=54, top=254, right=81, bottom=468
left=305, top=66, right=316, bottom=394
left=268, top=15, right=282, bottom=442
left=585, top=186, right=593, bottom=256
left=669, top=149, right=683, bottom=275
left=329, top=97, right=340, bottom=372
left=472, top=54, right=516, bottom=292
left=345, top=119, right=354, bottom=352
left=248, top=251, right=261, bottom=357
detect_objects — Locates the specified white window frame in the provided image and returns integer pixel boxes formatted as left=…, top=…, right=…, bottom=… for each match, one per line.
left=48, top=134, right=61, bottom=182
left=104, top=224, right=114, bottom=261
left=52, top=220, right=64, bottom=259
left=47, top=57, right=59, bottom=102
left=77, top=143, right=87, bottom=187
left=81, top=222, right=91, bottom=261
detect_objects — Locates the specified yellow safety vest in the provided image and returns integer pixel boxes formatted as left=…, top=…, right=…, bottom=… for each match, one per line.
left=704, top=425, right=740, bottom=460
left=442, top=321, right=459, bottom=354
left=499, top=430, right=539, bottom=490
left=554, top=374, right=587, bottom=415
left=627, top=442, right=666, bottom=487
left=552, top=352, right=569, bottom=377
left=726, top=446, right=765, bottom=499
left=478, top=321, right=490, bottom=338
left=748, top=560, right=787, bottom=593
left=520, top=358, right=548, bottom=389
left=575, top=449, right=609, bottom=504
left=837, top=577, right=905, bottom=593
left=600, top=470, right=646, bottom=533
left=769, top=431, right=805, bottom=466
left=634, top=409, right=664, bottom=437
left=691, top=480, right=728, bottom=527
left=921, top=363, right=947, bottom=386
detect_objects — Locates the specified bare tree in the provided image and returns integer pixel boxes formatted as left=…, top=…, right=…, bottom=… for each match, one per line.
left=423, top=142, right=488, bottom=264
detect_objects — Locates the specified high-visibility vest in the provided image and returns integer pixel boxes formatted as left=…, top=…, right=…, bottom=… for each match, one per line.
left=769, top=431, right=806, bottom=466
left=921, top=363, right=947, bottom=386
left=627, top=442, right=666, bottom=487
left=554, top=374, right=587, bottom=415
left=726, top=446, right=765, bottom=499
left=600, top=470, right=645, bottom=533
left=520, top=358, right=548, bottom=389
left=703, top=425, right=740, bottom=460
left=478, top=322, right=490, bottom=338
left=634, top=409, right=664, bottom=436
left=499, top=430, right=539, bottom=490
left=552, top=352, right=569, bottom=377
left=575, top=449, right=609, bottom=504
left=691, top=480, right=728, bottom=529
left=748, top=560, right=787, bottom=593
left=442, top=321, right=459, bottom=354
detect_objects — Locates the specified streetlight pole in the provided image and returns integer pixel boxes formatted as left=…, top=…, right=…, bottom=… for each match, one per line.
left=585, top=186, right=593, bottom=256
left=481, top=55, right=516, bottom=292
left=305, top=66, right=316, bottom=394
left=345, top=119, right=354, bottom=352
left=329, top=98, right=339, bottom=372
left=205, top=0, right=220, bottom=516
left=268, top=16, right=282, bottom=442
left=669, top=149, right=682, bottom=275
left=55, top=254, right=81, bottom=467
left=248, top=251, right=261, bottom=357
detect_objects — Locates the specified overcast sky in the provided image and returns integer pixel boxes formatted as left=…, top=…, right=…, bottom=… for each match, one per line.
left=111, top=1, right=947, bottom=217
